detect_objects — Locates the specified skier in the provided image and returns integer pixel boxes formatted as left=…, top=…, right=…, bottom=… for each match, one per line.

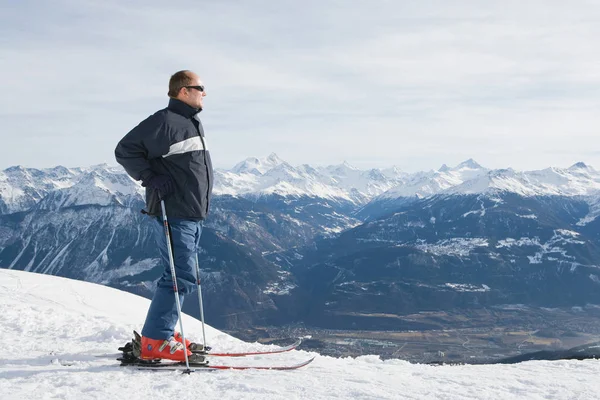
left=114, top=70, right=213, bottom=361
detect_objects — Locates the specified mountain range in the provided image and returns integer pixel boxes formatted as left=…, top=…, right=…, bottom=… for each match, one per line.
left=1, top=155, right=599, bottom=331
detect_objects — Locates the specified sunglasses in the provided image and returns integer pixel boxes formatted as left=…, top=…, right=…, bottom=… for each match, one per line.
left=184, top=85, right=205, bottom=92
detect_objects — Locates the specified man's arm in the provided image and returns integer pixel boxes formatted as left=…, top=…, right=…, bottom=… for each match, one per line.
left=115, top=114, right=169, bottom=182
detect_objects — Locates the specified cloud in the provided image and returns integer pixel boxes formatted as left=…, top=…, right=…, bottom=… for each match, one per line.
left=1, top=0, right=599, bottom=171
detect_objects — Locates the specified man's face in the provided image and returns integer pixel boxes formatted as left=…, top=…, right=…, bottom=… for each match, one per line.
left=179, top=72, right=206, bottom=110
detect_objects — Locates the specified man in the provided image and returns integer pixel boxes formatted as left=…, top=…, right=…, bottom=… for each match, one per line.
left=115, top=70, right=213, bottom=361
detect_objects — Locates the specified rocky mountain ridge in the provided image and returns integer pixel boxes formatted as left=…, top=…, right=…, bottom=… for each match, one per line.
left=1, top=156, right=599, bottom=330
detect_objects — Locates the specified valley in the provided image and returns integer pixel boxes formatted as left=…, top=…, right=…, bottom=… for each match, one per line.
left=244, top=305, right=600, bottom=364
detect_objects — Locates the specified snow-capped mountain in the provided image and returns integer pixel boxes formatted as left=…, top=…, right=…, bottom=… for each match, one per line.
left=0, top=165, right=80, bottom=214
left=231, top=152, right=288, bottom=175
left=376, top=160, right=600, bottom=200
left=214, top=153, right=406, bottom=204
left=447, top=163, right=600, bottom=197
left=358, top=159, right=489, bottom=220
left=378, top=159, right=488, bottom=200
left=359, top=160, right=600, bottom=221
left=216, top=161, right=348, bottom=201
left=35, top=168, right=142, bottom=211
left=0, top=164, right=141, bottom=214
left=3, top=157, right=599, bottom=218
left=2, top=157, right=600, bottom=333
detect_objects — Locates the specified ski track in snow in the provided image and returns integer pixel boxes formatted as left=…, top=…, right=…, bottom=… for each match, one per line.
left=1, top=269, right=599, bottom=400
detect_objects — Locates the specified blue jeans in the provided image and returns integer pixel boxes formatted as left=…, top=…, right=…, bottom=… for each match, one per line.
left=141, top=217, right=203, bottom=340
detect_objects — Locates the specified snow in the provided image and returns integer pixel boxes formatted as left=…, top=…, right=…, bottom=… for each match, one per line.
left=2, top=158, right=599, bottom=215
left=0, top=164, right=143, bottom=214
left=576, top=191, right=600, bottom=226
left=496, top=232, right=586, bottom=265
left=414, top=238, right=489, bottom=257
left=99, top=257, right=159, bottom=284
left=231, top=153, right=287, bottom=175
left=496, top=238, right=541, bottom=249
left=214, top=154, right=406, bottom=204
left=517, top=214, right=538, bottom=219
left=555, top=229, right=580, bottom=238
left=1, top=270, right=600, bottom=399
left=378, top=159, right=489, bottom=199
left=448, top=165, right=600, bottom=197
left=376, top=160, right=600, bottom=204
left=444, top=283, right=491, bottom=293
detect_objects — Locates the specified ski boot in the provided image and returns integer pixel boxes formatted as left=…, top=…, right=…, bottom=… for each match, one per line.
left=140, top=336, right=195, bottom=362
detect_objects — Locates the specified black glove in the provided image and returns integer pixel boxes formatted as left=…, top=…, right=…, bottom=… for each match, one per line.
left=142, top=174, right=175, bottom=199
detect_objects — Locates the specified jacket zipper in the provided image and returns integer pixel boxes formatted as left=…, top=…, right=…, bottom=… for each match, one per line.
left=198, top=134, right=210, bottom=215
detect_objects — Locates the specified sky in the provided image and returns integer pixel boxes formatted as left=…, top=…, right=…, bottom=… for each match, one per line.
left=1, top=0, right=600, bottom=172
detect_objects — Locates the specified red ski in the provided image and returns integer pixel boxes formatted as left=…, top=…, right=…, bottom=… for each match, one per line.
left=116, top=332, right=314, bottom=372
left=199, top=339, right=302, bottom=357
left=124, top=356, right=315, bottom=372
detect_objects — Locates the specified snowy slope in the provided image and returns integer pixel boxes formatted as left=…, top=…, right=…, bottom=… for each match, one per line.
left=447, top=163, right=600, bottom=197
left=2, top=270, right=600, bottom=400
left=378, top=160, right=600, bottom=200
left=213, top=154, right=406, bottom=204
left=377, top=159, right=488, bottom=199
left=0, top=165, right=80, bottom=214
left=2, top=158, right=599, bottom=214
left=0, top=164, right=142, bottom=214
left=0, top=156, right=406, bottom=210
left=578, top=191, right=600, bottom=226
left=36, top=168, right=143, bottom=210
left=231, top=153, right=288, bottom=175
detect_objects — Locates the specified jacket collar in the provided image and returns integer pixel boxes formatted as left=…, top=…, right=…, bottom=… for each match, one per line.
left=167, top=98, right=201, bottom=118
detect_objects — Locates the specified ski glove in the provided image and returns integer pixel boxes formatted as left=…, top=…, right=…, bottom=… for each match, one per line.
left=142, top=174, right=175, bottom=199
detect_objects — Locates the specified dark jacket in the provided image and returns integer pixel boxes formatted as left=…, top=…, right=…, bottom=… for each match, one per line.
left=115, top=98, right=214, bottom=219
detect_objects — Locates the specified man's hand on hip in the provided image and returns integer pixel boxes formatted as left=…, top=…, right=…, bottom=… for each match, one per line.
left=142, top=174, right=175, bottom=199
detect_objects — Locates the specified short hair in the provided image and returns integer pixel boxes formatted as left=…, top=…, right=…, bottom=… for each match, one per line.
left=168, top=70, right=194, bottom=97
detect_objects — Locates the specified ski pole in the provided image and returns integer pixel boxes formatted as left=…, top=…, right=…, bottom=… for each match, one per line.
left=194, top=253, right=208, bottom=350
left=160, top=199, right=191, bottom=372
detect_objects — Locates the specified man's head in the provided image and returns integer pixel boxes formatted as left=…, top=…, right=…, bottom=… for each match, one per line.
left=168, top=70, right=206, bottom=110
